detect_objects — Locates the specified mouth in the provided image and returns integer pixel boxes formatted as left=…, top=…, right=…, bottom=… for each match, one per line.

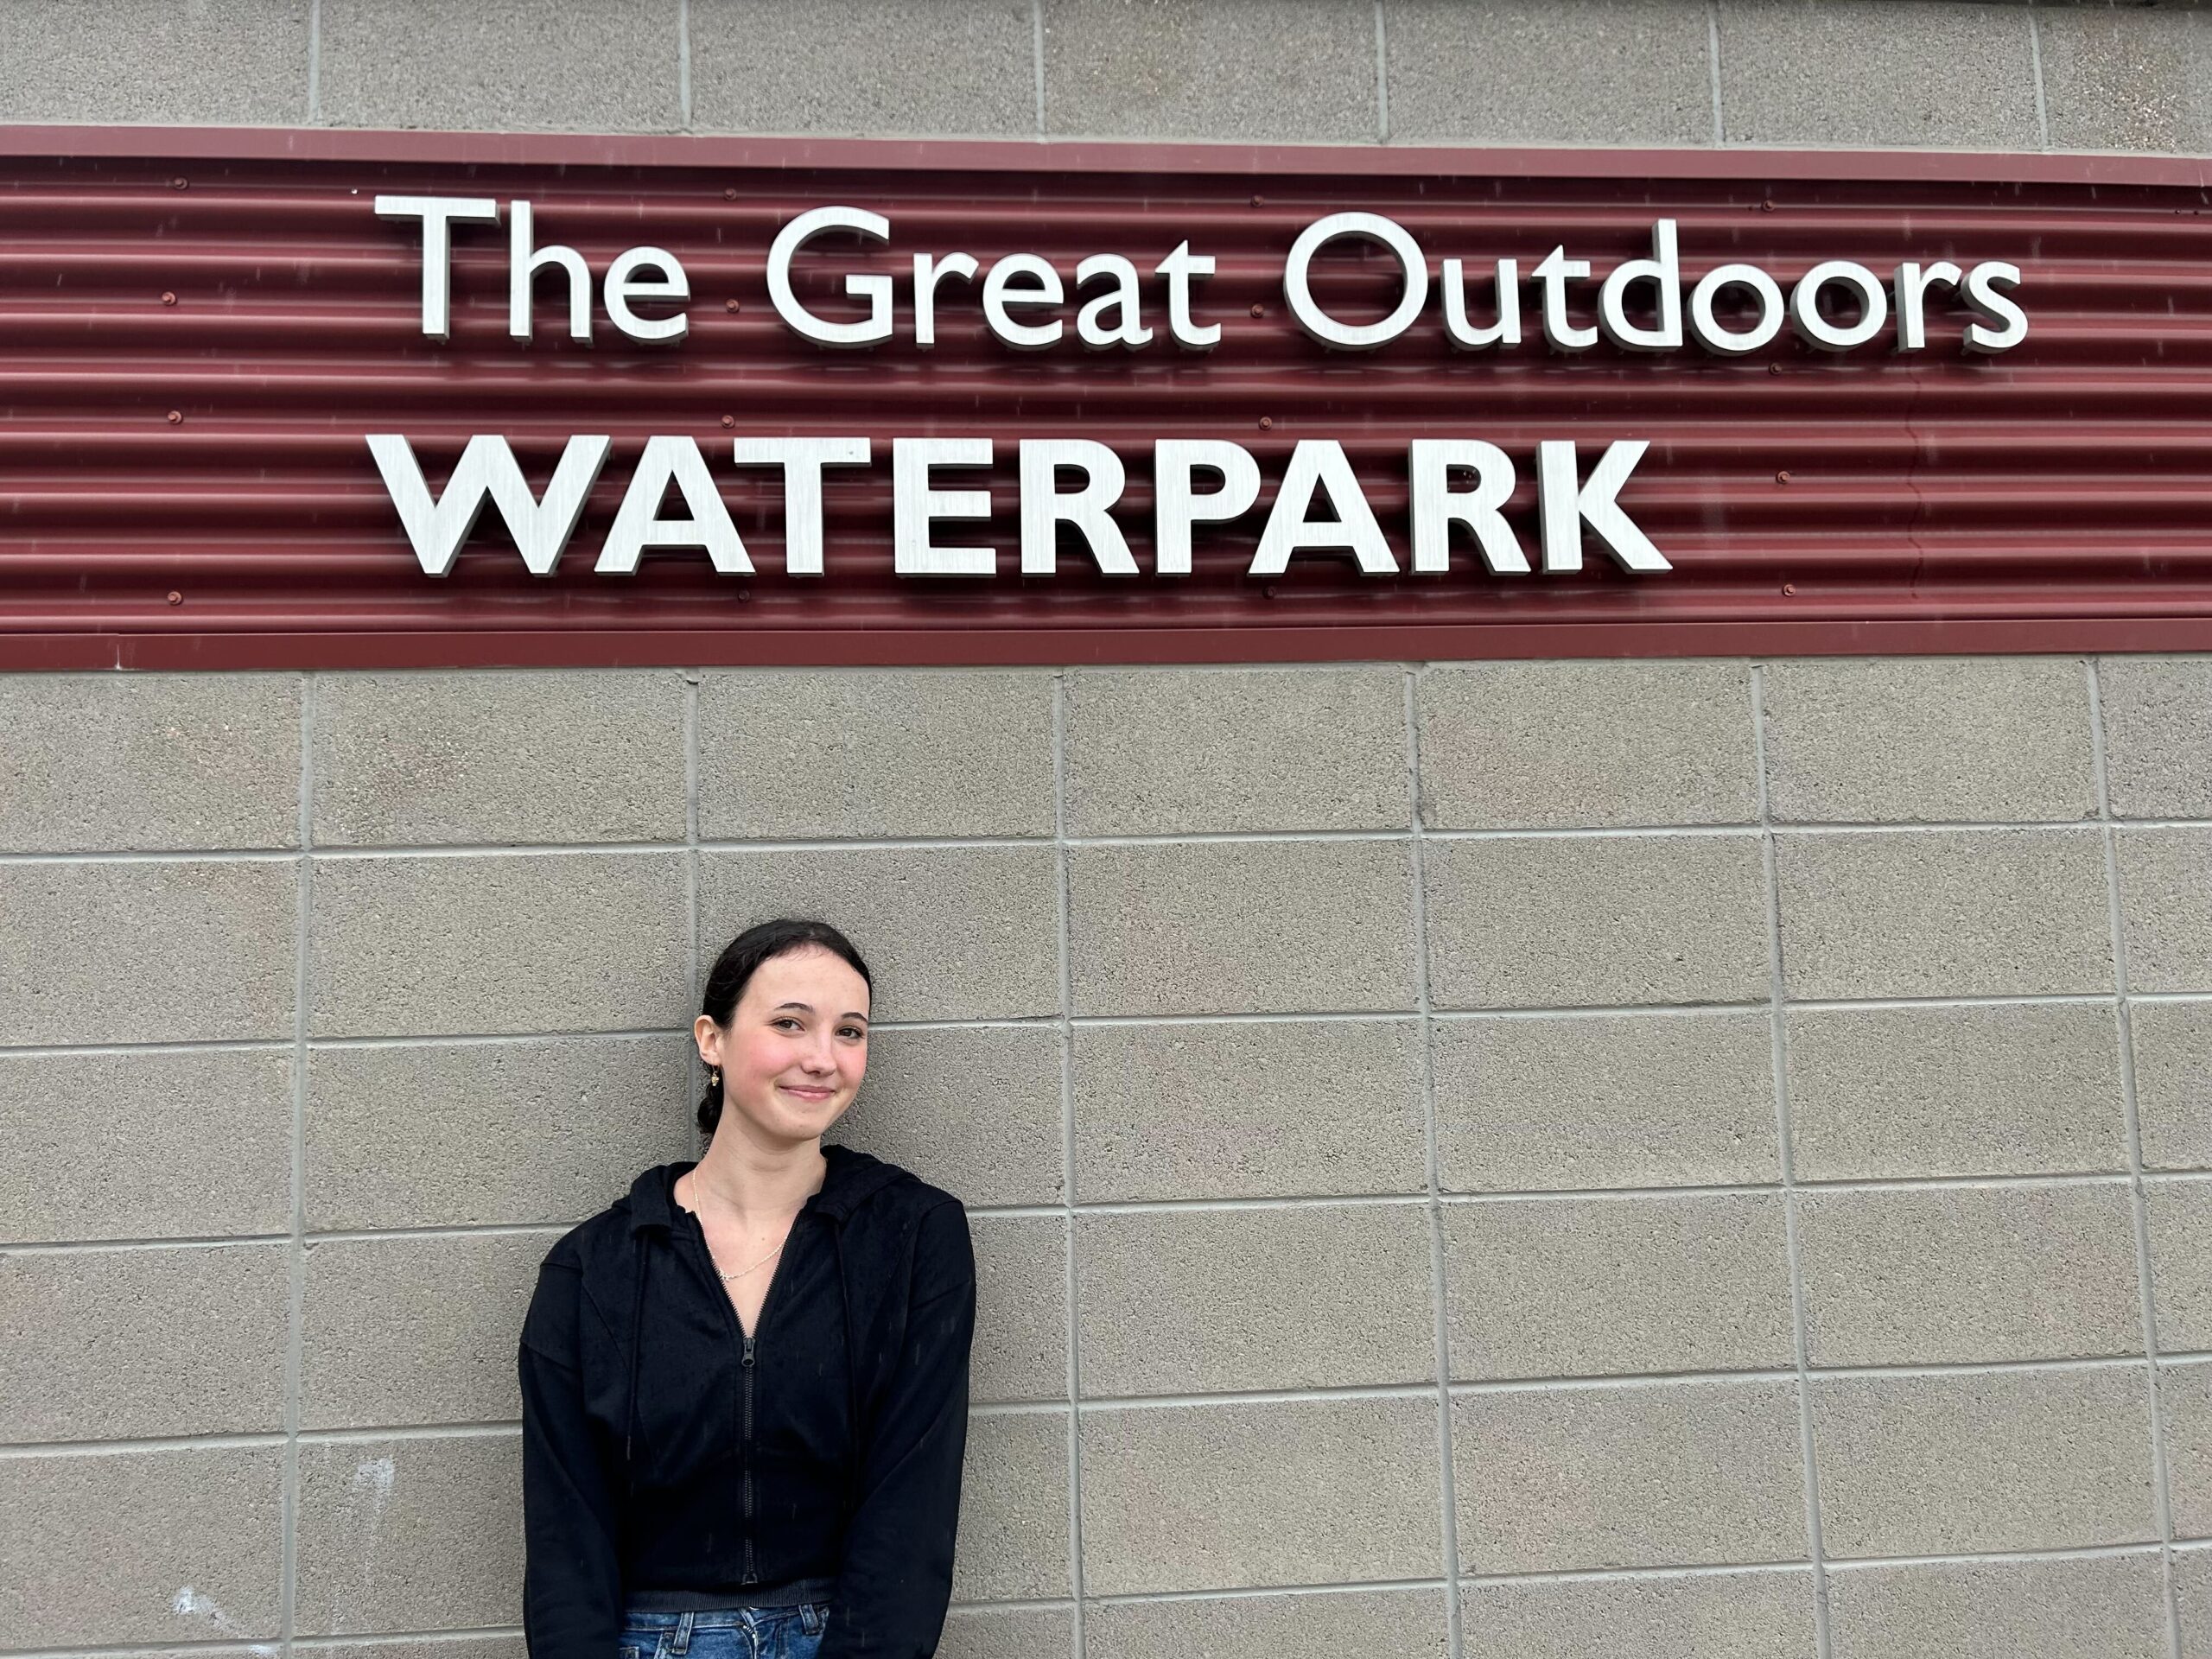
left=779, top=1084, right=837, bottom=1103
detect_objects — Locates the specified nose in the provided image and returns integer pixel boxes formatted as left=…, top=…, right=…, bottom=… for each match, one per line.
left=798, top=1031, right=837, bottom=1074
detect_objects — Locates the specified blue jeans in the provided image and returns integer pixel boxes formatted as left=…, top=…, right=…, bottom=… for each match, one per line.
left=620, top=1607, right=827, bottom=1659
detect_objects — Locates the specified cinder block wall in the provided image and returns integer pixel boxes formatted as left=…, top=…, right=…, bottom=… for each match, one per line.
left=3, top=7, right=2212, bottom=1659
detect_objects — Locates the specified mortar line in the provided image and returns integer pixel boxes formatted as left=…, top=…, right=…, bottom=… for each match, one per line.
left=684, top=671, right=702, bottom=1130
left=2088, top=658, right=2185, bottom=1659
left=677, top=0, right=693, bottom=130
left=12, top=818, right=2212, bottom=868
left=1373, top=0, right=1390, bottom=144
left=1705, top=0, right=1726, bottom=145
left=1406, top=670, right=1465, bottom=1659
left=1751, top=664, right=1834, bottom=1659
left=305, top=0, right=321, bottom=126
left=2027, top=0, right=2053, bottom=154
left=1031, top=0, right=1046, bottom=137
left=278, top=674, right=315, bottom=1659
left=1052, top=673, right=1089, bottom=1658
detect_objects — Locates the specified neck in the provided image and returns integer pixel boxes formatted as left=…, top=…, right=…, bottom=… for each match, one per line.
left=686, top=1120, right=829, bottom=1224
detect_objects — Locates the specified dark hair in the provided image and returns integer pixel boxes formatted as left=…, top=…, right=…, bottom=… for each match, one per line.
left=697, top=918, right=873, bottom=1135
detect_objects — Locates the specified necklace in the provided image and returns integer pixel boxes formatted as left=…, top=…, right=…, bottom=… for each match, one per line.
left=715, top=1240, right=784, bottom=1283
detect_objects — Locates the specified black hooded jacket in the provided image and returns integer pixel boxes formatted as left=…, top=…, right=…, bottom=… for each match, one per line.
left=518, top=1147, right=976, bottom=1659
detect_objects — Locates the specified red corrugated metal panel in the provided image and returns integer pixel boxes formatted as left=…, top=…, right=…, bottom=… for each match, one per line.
left=3, top=127, right=2211, bottom=669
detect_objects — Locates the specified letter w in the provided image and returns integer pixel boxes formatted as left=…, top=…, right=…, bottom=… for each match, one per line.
left=366, top=434, right=612, bottom=576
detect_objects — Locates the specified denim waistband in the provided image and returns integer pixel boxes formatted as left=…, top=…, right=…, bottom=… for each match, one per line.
left=625, top=1580, right=836, bottom=1616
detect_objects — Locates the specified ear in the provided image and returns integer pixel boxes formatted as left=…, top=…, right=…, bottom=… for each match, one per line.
left=693, top=1014, right=725, bottom=1068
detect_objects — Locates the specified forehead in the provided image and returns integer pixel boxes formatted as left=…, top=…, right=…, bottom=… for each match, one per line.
left=741, top=946, right=870, bottom=1014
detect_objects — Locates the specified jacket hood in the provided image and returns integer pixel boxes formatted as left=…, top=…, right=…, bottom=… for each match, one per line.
left=622, top=1143, right=912, bottom=1234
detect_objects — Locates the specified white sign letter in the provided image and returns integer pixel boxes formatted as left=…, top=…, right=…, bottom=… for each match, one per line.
left=1537, top=440, right=1669, bottom=574
left=1410, top=441, right=1527, bottom=574
left=1283, top=213, right=1429, bottom=350
left=606, top=246, right=691, bottom=345
left=1251, top=441, right=1396, bottom=577
left=376, top=194, right=500, bottom=341
left=729, top=437, right=872, bottom=576
left=768, top=206, right=894, bottom=347
left=893, top=438, right=995, bottom=576
left=1020, top=441, right=1136, bottom=575
left=596, top=437, right=750, bottom=574
left=366, top=432, right=608, bottom=575
left=1154, top=441, right=1261, bottom=576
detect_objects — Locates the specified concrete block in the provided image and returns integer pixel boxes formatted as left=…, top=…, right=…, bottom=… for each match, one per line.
left=0, top=0, right=307, bottom=124
left=1454, top=1380, right=1805, bottom=1573
left=309, top=852, right=689, bottom=1039
left=1775, top=829, right=2111, bottom=1000
left=0, top=675, right=298, bottom=854
left=1443, top=1193, right=1794, bottom=1380
left=319, top=0, right=681, bottom=130
left=0, top=1446, right=283, bottom=1647
left=2040, top=11, right=2212, bottom=158
left=950, top=1409, right=1071, bottom=1603
left=1069, top=840, right=1415, bottom=1017
left=1386, top=0, right=1713, bottom=147
left=2183, top=1548, right=2212, bottom=1659
left=2171, top=1363, right=2212, bottom=1540
left=1462, top=1569, right=1817, bottom=1659
left=2101, top=658, right=2212, bottom=820
left=1041, top=0, right=1378, bottom=142
left=940, top=1606, right=1075, bottom=1659
left=2151, top=1183, right=2212, bottom=1353
left=836, top=1025, right=1064, bottom=1207
left=1080, top=1395, right=1441, bottom=1593
left=1827, top=1553, right=2170, bottom=1659
left=0, top=1244, right=288, bottom=1441
left=701, top=844, right=1059, bottom=1021
left=969, top=1216, right=1067, bottom=1405
left=1090, top=1586, right=1450, bottom=1659
left=698, top=671, right=1054, bottom=840
left=1796, top=1185, right=2143, bottom=1366
left=1071, top=1017, right=1425, bottom=1202
left=693, top=0, right=1035, bottom=136
left=1425, top=835, right=1769, bottom=1010
left=1761, top=658, right=2096, bottom=824
left=1809, top=1366, right=2158, bottom=1556
left=1066, top=667, right=1408, bottom=835
left=2137, top=1001, right=2212, bottom=1171
left=314, top=671, right=686, bottom=848
left=0, top=1048, right=291, bottom=1243
left=301, top=1231, right=554, bottom=1428
left=1077, top=1204, right=1437, bottom=1395
left=2120, top=829, right=2212, bottom=993
left=1433, top=1011, right=1777, bottom=1192
left=0, top=861, right=296, bottom=1046
left=305, top=1035, right=691, bottom=1230
left=1418, top=661, right=1757, bottom=830
left=1788, top=1002, right=2126, bottom=1181
left=1715, top=0, right=2039, bottom=149
left=294, top=1433, right=524, bottom=1634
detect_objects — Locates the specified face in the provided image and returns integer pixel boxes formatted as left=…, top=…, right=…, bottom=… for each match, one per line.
left=696, top=946, right=870, bottom=1148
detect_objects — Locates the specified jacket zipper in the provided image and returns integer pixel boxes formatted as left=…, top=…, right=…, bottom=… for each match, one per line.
left=741, top=1333, right=758, bottom=1586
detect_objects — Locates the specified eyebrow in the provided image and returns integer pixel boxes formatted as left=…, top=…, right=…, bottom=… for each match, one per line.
left=773, top=1001, right=869, bottom=1023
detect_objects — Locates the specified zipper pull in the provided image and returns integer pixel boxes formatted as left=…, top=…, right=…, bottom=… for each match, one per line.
left=743, top=1336, right=755, bottom=1369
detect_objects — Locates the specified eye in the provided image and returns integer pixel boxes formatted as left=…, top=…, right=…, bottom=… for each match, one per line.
left=770, top=1016, right=804, bottom=1033
left=838, top=1025, right=868, bottom=1041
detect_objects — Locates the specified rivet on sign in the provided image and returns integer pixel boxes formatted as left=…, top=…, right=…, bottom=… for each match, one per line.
left=171, top=177, right=188, bottom=191
left=1782, top=582, right=1797, bottom=596
left=725, top=299, right=741, bottom=313
left=720, top=415, right=735, bottom=429
left=1251, top=194, right=1265, bottom=207
left=723, top=188, right=738, bottom=200
left=160, top=291, right=177, bottom=306
left=1759, top=199, right=1775, bottom=213
left=1768, top=363, right=1782, bottom=375
left=1262, top=583, right=1279, bottom=600
left=166, top=591, right=183, bottom=606
left=1249, top=302, right=1265, bottom=318
left=736, top=588, right=752, bottom=604
left=1258, top=416, right=1274, bottom=430
left=166, top=410, right=183, bottom=424
left=1776, top=470, right=1792, bottom=484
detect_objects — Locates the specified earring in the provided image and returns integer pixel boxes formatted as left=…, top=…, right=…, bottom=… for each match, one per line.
left=709, top=1065, right=721, bottom=1091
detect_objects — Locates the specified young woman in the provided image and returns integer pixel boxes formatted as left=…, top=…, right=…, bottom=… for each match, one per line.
left=519, top=918, right=976, bottom=1659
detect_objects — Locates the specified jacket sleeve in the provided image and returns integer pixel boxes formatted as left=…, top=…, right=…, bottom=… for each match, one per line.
left=821, top=1199, right=978, bottom=1659
left=519, top=1253, right=625, bottom=1659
